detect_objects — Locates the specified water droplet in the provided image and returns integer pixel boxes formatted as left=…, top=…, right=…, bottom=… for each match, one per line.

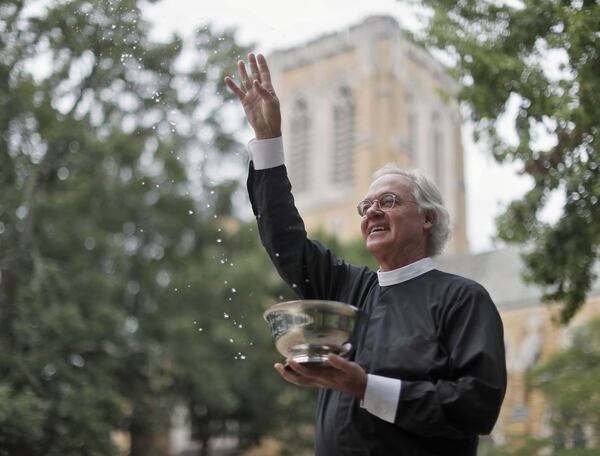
left=57, top=167, right=70, bottom=180
left=216, top=238, right=222, bottom=243
left=231, top=288, right=236, bottom=293
left=188, top=210, right=194, bottom=215
left=223, top=312, right=229, bottom=319
left=275, top=253, right=280, bottom=257
left=238, top=324, right=243, bottom=329
left=240, top=355, right=246, bottom=360
left=198, top=327, right=203, bottom=332
left=292, top=283, right=297, bottom=288
left=229, top=338, right=234, bottom=343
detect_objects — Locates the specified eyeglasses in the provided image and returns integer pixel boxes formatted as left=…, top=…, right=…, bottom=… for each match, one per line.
left=356, top=193, right=416, bottom=217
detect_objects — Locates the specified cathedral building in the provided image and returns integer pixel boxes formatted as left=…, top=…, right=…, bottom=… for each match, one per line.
left=268, top=15, right=468, bottom=255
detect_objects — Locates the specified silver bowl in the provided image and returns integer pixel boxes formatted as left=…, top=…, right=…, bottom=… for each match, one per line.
left=263, top=300, right=360, bottom=364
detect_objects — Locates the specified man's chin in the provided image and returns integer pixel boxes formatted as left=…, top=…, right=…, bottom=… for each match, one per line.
left=366, top=238, right=389, bottom=256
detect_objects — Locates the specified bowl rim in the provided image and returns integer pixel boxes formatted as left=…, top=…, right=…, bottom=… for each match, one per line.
left=262, top=299, right=359, bottom=321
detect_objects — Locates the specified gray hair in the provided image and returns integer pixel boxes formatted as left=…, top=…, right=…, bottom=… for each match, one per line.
left=371, top=164, right=451, bottom=257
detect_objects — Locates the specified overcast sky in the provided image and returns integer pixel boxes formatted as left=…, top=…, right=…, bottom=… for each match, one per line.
left=143, top=0, right=539, bottom=254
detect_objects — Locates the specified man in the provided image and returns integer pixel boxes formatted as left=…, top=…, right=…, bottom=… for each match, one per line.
left=225, top=53, right=506, bottom=456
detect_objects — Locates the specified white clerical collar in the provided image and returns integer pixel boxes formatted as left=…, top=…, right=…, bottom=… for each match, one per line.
left=377, top=257, right=435, bottom=287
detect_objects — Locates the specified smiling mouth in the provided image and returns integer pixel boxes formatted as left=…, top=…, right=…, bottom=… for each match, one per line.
left=368, top=226, right=388, bottom=235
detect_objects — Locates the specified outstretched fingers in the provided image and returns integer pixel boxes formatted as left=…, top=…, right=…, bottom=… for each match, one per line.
left=224, top=76, right=245, bottom=100
left=248, top=53, right=262, bottom=84
left=238, top=60, right=252, bottom=91
left=256, top=53, right=271, bottom=83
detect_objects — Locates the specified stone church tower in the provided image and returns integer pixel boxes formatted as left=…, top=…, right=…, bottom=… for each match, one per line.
left=268, top=15, right=468, bottom=255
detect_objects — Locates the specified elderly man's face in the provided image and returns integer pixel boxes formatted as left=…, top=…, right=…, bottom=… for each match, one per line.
left=360, top=174, right=432, bottom=271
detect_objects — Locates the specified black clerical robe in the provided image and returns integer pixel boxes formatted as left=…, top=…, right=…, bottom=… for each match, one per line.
left=248, top=164, right=507, bottom=456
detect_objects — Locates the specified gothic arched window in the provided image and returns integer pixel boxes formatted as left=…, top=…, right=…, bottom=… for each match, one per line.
left=331, top=86, right=355, bottom=185
left=289, top=98, right=311, bottom=192
left=431, top=111, right=443, bottom=189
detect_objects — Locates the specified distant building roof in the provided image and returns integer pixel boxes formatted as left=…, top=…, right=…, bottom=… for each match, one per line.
left=437, top=246, right=600, bottom=312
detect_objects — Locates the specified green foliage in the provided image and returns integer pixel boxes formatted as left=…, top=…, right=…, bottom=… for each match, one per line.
left=414, top=0, right=600, bottom=322
left=486, top=317, right=600, bottom=455
left=0, top=0, right=317, bottom=455
left=528, top=317, right=600, bottom=451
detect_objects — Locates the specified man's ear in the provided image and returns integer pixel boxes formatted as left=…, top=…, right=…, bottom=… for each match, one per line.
left=423, top=210, right=436, bottom=230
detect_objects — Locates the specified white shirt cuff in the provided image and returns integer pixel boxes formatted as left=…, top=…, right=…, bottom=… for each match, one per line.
left=361, top=374, right=401, bottom=423
left=247, top=136, right=284, bottom=170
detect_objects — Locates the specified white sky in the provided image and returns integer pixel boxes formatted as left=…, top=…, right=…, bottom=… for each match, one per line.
left=143, top=0, right=538, bottom=254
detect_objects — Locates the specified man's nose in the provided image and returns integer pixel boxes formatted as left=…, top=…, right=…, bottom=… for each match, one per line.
left=366, top=201, right=383, bottom=216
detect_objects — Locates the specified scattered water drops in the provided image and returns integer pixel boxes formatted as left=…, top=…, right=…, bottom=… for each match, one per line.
left=69, top=354, right=85, bottom=368
left=84, top=237, right=96, bottom=250
left=57, top=167, right=70, bottom=180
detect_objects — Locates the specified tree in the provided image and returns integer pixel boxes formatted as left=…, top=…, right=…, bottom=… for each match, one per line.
left=528, top=316, right=600, bottom=452
left=483, top=317, right=600, bottom=455
left=413, top=0, right=600, bottom=322
left=0, top=0, right=321, bottom=454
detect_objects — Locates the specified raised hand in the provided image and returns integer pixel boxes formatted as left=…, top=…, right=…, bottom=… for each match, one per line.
left=275, top=354, right=368, bottom=399
left=224, top=53, right=281, bottom=140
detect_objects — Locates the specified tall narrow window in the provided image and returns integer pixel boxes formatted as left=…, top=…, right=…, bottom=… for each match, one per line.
left=405, top=94, right=417, bottom=164
left=432, top=111, right=443, bottom=189
left=289, top=99, right=311, bottom=192
left=331, top=87, right=355, bottom=185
